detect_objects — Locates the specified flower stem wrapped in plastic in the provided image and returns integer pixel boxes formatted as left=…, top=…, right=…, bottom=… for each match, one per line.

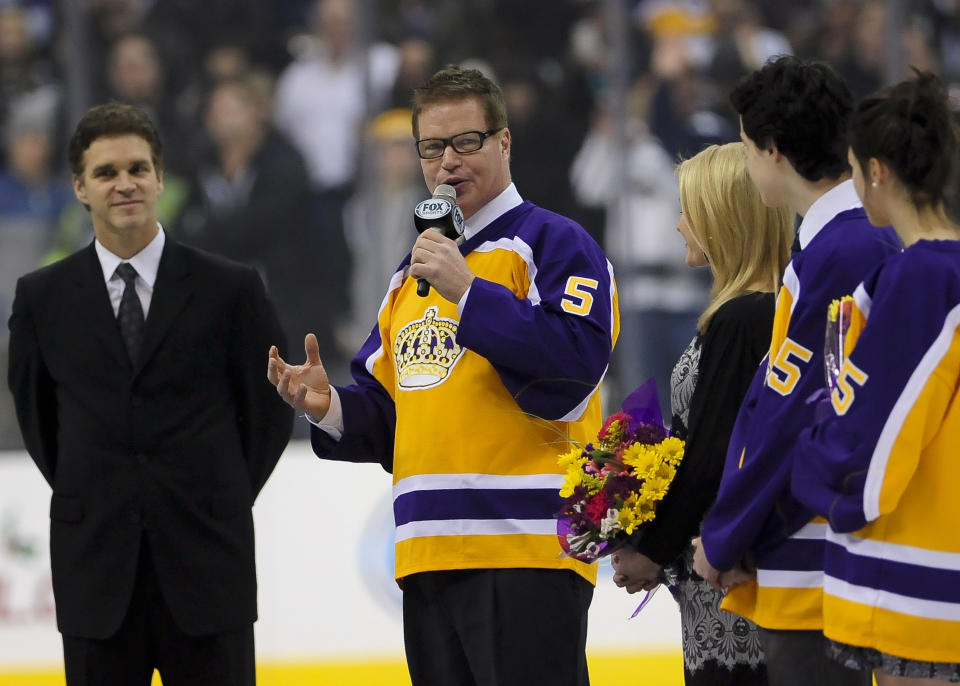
left=556, top=380, right=685, bottom=563
left=824, top=295, right=855, bottom=395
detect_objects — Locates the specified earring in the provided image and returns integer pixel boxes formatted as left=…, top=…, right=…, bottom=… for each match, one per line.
left=871, top=181, right=878, bottom=188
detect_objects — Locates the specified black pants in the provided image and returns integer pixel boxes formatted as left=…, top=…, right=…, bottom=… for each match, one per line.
left=403, top=568, right=593, bottom=686
left=62, top=539, right=255, bottom=686
left=758, top=628, right=872, bottom=686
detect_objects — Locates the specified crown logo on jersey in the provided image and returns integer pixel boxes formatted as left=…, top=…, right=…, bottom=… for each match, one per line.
left=394, top=306, right=463, bottom=389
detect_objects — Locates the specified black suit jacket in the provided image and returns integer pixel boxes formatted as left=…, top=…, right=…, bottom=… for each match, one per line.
left=7, top=237, right=293, bottom=638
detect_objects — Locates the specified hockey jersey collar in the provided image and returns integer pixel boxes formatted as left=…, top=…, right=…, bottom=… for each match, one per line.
left=462, top=183, right=523, bottom=241
left=797, top=179, right=862, bottom=251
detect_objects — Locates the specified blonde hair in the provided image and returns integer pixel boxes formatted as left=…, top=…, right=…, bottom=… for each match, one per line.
left=678, top=143, right=793, bottom=332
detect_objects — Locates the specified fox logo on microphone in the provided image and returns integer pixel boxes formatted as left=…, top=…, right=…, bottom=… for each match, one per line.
left=412, top=183, right=465, bottom=297
left=413, top=196, right=464, bottom=240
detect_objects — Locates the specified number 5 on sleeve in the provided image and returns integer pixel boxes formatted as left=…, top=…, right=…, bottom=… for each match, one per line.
left=767, top=338, right=814, bottom=395
left=561, top=277, right=598, bottom=316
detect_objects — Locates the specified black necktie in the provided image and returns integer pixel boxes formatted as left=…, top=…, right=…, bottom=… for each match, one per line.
left=115, top=263, right=144, bottom=363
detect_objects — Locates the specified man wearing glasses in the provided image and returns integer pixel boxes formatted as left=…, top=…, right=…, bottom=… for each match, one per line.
left=268, top=65, right=619, bottom=686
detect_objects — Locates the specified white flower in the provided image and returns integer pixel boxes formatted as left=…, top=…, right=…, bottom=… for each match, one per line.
left=599, top=508, right=622, bottom=538
left=582, top=541, right=604, bottom=559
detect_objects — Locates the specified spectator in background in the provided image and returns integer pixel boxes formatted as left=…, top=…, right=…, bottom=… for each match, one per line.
left=139, top=2, right=301, bottom=83
left=0, top=89, right=68, bottom=451
left=568, top=0, right=614, bottom=99
left=813, top=0, right=863, bottom=68
left=274, top=0, right=398, bottom=196
left=86, top=0, right=148, bottom=77
left=496, top=66, right=591, bottom=231
left=571, top=83, right=708, bottom=412
left=811, top=0, right=936, bottom=99
left=926, top=0, right=960, bottom=90
left=387, top=36, right=436, bottom=110
left=833, top=0, right=886, bottom=97
left=176, top=75, right=315, bottom=388
left=0, top=88, right=70, bottom=235
left=174, top=38, right=255, bottom=134
left=375, top=0, right=434, bottom=45
left=708, top=0, right=793, bottom=99
left=645, top=25, right=735, bottom=161
left=273, top=0, right=400, bottom=380
left=340, top=107, right=424, bottom=353
left=103, top=32, right=192, bottom=176
left=0, top=2, right=59, bottom=167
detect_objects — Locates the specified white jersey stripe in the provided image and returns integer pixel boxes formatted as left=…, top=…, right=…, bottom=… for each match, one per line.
left=473, top=236, right=540, bottom=304
left=825, top=575, right=960, bottom=622
left=781, top=262, right=800, bottom=317
left=827, top=529, right=960, bottom=571
left=852, top=282, right=872, bottom=319
left=864, top=303, right=960, bottom=520
left=756, top=569, right=823, bottom=589
left=395, top=518, right=558, bottom=542
left=791, top=521, right=829, bottom=540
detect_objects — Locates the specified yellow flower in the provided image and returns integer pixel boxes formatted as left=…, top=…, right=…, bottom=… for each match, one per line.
left=636, top=496, right=657, bottom=523
left=622, top=443, right=658, bottom=477
left=582, top=472, right=604, bottom=493
left=557, top=446, right=583, bottom=469
left=827, top=295, right=855, bottom=324
left=559, top=465, right=584, bottom=498
left=640, top=474, right=672, bottom=502
left=655, top=462, right=677, bottom=482
left=827, top=298, right=840, bottom=322
left=656, top=437, right=685, bottom=466
left=618, top=493, right=642, bottom=534
left=558, top=448, right=590, bottom=498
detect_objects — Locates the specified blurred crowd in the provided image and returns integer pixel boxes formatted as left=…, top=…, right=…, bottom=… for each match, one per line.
left=2, top=0, right=959, bottom=449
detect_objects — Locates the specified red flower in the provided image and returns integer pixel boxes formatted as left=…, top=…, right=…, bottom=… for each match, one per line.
left=597, top=412, right=631, bottom=442
left=584, top=490, right=612, bottom=524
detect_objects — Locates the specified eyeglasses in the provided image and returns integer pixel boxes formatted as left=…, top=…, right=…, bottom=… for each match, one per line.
left=415, top=128, right=502, bottom=159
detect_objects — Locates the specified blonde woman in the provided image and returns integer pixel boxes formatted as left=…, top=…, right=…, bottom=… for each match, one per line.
left=613, top=142, right=793, bottom=685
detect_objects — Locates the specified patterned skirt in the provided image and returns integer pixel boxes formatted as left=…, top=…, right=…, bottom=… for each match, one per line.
left=828, top=639, right=960, bottom=682
left=663, top=546, right=768, bottom=686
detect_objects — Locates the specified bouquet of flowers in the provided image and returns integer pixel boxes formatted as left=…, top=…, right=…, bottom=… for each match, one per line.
left=824, top=295, right=855, bottom=395
left=556, top=380, right=685, bottom=563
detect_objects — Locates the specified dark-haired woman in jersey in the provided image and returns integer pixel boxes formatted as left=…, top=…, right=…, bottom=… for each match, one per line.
left=791, top=71, right=960, bottom=685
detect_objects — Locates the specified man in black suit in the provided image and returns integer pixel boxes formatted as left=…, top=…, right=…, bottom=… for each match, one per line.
left=7, top=102, right=293, bottom=685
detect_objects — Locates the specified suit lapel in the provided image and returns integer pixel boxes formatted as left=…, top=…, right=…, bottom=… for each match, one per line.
left=135, top=239, right=194, bottom=376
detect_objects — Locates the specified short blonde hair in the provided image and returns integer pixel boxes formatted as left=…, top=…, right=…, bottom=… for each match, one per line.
left=678, top=143, right=793, bottom=332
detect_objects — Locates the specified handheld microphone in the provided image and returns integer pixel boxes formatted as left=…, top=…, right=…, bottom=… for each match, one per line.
left=413, top=183, right=464, bottom=297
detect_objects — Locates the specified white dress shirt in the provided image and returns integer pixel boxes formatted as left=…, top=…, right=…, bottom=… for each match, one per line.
left=94, top=225, right=165, bottom=318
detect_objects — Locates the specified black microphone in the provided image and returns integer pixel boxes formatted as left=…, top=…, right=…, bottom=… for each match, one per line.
left=413, top=183, right=465, bottom=297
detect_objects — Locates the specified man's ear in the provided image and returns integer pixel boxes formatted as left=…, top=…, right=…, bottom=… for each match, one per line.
left=72, top=175, right=86, bottom=204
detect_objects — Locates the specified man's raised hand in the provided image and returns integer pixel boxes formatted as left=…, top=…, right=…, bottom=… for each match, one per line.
left=267, top=333, right=331, bottom=421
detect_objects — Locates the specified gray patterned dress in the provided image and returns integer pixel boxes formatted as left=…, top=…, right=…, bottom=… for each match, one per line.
left=627, top=293, right=775, bottom=683
left=664, top=333, right=767, bottom=684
